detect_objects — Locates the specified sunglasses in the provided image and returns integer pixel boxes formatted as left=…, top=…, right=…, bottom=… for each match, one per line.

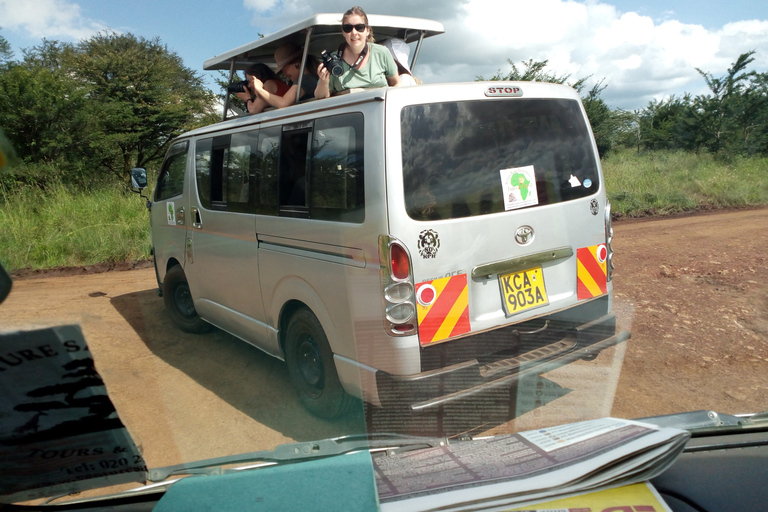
left=342, top=23, right=367, bottom=33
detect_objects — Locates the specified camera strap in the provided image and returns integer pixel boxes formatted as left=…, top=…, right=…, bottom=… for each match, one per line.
left=338, top=42, right=368, bottom=69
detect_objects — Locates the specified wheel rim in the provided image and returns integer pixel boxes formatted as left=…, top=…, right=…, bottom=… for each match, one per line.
left=297, top=335, right=324, bottom=398
left=173, top=284, right=196, bottom=319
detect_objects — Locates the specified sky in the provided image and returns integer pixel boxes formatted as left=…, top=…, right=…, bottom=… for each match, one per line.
left=0, top=0, right=766, bottom=110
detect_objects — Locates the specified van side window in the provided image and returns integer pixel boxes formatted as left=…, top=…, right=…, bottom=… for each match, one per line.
left=227, top=130, right=257, bottom=213
left=253, top=126, right=280, bottom=215
left=195, top=135, right=232, bottom=211
left=195, top=135, right=232, bottom=210
left=310, top=113, right=365, bottom=223
left=208, top=135, right=230, bottom=210
left=279, top=123, right=312, bottom=215
left=192, top=113, right=364, bottom=222
left=196, top=129, right=279, bottom=215
left=155, top=141, right=188, bottom=201
left=195, top=138, right=213, bottom=208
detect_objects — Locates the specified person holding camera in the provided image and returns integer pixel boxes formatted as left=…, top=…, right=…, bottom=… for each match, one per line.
left=233, top=63, right=290, bottom=114
left=249, top=43, right=319, bottom=109
left=314, top=6, right=399, bottom=99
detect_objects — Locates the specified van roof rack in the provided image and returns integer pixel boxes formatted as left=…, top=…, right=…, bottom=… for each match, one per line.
left=205, top=13, right=445, bottom=119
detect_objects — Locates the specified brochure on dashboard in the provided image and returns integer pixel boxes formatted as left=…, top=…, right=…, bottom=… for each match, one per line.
left=374, top=417, right=689, bottom=511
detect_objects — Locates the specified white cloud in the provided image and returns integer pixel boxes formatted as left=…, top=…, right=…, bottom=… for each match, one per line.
left=392, top=0, right=767, bottom=109
left=0, top=0, right=107, bottom=41
left=243, top=0, right=281, bottom=11
left=593, top=12, right=655, bottom=49
left=716, top=20, right=768, bottom=67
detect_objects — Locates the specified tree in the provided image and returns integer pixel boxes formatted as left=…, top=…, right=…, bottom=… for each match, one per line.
left=636, top=95, right=698, bottom=152
left=693, top=51, right=756, bottom=155
left=0, top=40, right=93, bottom=185
left=580, top=81, right=617, bottom=156
left=477, top=58, right=587, bottom=91
left=67, top=32, right=217, bottom=180
left=0, top=32, right=218, bottom=186
left=0, top=30, right=12, bottom=65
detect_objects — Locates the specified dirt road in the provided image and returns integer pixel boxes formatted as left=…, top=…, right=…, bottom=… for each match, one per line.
left=1, top=208, right=766, bottom=468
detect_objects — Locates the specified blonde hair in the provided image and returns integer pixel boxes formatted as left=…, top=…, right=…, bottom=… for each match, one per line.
left=342, top=6, right=375, bottom=43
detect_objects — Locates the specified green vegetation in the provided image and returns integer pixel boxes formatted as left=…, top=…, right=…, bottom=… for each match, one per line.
left=0, top=182, right=152, bottom=271
left=0, top=31, right=218, bottom=189
left=604, top=149, right=768, bottom=217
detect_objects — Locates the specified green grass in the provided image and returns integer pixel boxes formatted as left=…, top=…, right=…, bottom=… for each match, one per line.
left=603, top=149, right=768, bottom=217
left=0, top=182, right=152, bottom=272
left=1, top=150, right=767, bottom=272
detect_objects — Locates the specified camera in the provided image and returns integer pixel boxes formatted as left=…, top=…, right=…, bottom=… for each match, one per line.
left=227, top=80, right=249, bottom=94
left=320, top=50, right=344, bottom=77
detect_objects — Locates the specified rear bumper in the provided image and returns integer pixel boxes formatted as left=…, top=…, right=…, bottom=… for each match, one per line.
left=375, top=312, right=630, bottom=412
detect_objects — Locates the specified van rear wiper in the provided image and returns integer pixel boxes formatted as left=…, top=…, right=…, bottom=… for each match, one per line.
left=148, top=433, right=453, bottom=482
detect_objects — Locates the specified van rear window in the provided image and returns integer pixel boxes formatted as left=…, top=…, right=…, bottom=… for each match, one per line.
left=401, top=99, right=599, bottom=221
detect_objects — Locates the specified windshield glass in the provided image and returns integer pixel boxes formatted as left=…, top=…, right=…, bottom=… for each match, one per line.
left=0, top=7, right=767, bottom=510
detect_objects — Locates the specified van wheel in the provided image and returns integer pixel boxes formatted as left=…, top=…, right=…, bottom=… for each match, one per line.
left=285, top=308, right=354, bottom=419
left=163, top=265, right=211, bottom=333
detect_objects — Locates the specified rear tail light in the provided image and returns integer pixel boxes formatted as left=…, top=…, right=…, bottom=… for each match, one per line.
left=390, top=244, right=410, bottom=281
left=379, top=236, right=417, bottom=336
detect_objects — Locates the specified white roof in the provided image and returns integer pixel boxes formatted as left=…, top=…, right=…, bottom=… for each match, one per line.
left=203, top=13, right=445, bottom=71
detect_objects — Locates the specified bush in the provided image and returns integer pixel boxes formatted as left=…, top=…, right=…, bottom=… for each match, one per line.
left=0, top=180, right=151, bottom=271
left=603, top=149, right=768, bottom=217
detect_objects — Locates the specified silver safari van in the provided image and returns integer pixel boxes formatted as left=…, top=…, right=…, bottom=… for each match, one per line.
left=136, top=14, right=629, bottom=418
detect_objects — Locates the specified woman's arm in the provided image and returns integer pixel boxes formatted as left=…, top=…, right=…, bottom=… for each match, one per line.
left=246, top=78, right=277, bottom=114
left=247, top=96, right=270, bottom=114
left=387, top=74, right=400, bottom=87
left=253, top=79, right=298, bottom=109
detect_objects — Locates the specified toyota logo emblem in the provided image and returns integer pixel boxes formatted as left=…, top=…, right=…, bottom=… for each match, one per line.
left=515, top=226, right=534, bottom=245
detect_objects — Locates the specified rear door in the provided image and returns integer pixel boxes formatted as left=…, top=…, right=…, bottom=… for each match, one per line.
left=385, top=84, right=609, bottom=346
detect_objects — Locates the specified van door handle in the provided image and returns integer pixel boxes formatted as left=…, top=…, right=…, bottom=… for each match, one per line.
left=192, top=207, right=202, bottom=229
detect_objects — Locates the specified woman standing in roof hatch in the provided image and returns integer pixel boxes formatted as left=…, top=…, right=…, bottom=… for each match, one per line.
left=314, top=5, right=400, bottom=98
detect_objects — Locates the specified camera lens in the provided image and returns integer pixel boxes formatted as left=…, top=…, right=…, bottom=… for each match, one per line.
left=321, top=51, right=344, bottom=78
left=226, top=80, right=248, bottom=94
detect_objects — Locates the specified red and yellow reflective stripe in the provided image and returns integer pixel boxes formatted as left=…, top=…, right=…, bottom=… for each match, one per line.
left=416, top=274, right=470, bottom=345
left=577, top=244, right=608, bottom=300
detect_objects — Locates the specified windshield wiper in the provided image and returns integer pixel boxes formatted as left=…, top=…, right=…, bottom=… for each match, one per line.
left=638, top=410, right=768, bottom=435
left=148, top=433, right=453, bottom=482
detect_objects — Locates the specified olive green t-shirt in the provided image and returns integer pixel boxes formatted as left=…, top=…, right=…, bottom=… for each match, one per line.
left=330, top=43, right=397, bottom=92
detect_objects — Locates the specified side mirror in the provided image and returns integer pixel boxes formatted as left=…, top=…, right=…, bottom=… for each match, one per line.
left=131, top=168, right=148, bottom=190
left=130, top=167, right=151, bottom=211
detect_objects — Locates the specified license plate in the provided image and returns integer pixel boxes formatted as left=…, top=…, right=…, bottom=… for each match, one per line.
left=498, top=266, right=549, bottom=316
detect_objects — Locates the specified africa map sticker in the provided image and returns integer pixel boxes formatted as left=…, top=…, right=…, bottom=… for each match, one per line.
left=500, top=165, right=539, bottom=211
left=166, top=202, right=175, bottom=225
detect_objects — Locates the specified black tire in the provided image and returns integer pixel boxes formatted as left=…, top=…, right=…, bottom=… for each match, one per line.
left=162, top=265, right=211, bottom=333
left=284, top=308, right=355, bottom=419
